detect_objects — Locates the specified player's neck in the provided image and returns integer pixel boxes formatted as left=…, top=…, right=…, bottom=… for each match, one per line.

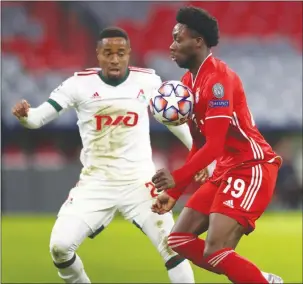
left=189, top=50, right=212, bottom=79
left=98, top=68, right=130, bottom=87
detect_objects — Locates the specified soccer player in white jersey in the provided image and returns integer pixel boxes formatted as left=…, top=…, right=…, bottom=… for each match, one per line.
left=12, top=27, right=203, bottom=283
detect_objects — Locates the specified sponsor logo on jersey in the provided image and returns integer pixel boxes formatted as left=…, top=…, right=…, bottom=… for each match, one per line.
left=212, top=83, right=224, bottom=98
left=209, top=100, right=229, bottom=108
left=94, top=112, right=139, bottom=130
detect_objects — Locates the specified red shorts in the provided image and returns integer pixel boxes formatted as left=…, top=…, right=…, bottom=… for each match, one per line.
left=186, top=162, right=279, bottom=234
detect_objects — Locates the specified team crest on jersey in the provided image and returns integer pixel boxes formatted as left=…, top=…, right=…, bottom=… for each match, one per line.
left=212, top=83, right=224, bottom=99
left=137, top=89, right=146, bottom=102
left=195, top=88, right=200, bottom=103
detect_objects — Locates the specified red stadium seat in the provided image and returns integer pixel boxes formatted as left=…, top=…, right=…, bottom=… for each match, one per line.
left=115, top=20, right=144, bottom=56
left=116, top=1, right=302, bottom=58
left=2, top=1, right=94, bottom=72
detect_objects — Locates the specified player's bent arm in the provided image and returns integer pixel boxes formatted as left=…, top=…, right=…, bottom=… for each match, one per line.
left=19, top=102, right=59, bottom=129
left=19, top=76, right=77, bottom=129
left=166, top=123, right=193, bottom=150
left=172, top=117, right=230, bottom=186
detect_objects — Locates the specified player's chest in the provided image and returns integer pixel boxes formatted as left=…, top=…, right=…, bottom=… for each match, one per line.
left=189, top=78, right=210, bottom=134
left=76, top=82, right=149, bottom=114
left=193, top=88, right=208, bottom=124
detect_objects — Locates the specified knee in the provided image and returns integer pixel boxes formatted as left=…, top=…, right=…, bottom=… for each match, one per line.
left=203, top=238, right=224, bottom=259
left=49, top=237, right=75, bottom=263
left=157, top=232, right=177, bottom=260
left=166, top=232, right=179, bottom=254
left=167, top=232, right=193, bottom=256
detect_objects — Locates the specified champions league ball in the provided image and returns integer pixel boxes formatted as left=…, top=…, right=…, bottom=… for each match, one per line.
left=150, top=80, right=194, bottom=126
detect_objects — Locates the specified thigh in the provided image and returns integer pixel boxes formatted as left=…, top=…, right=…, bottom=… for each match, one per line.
left=58, top=184, right=117, bottom=237
left=203, top=212, right=246, bottom=258
left=172, top=181, right=218, bottom=235
left=211, top=162, right=279, bottom=234
left=119, top=181, right=156, bottom=228
left=186, top=181, right=218, bottom=216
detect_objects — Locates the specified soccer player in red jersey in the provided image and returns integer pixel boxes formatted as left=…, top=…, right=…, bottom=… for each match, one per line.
left=151, top=7, right=283, bottom=284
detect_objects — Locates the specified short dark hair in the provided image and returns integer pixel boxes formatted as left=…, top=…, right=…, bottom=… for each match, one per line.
left=176, top=6, right=219, bottom=48
left=98, top=27, right=129, bottom=41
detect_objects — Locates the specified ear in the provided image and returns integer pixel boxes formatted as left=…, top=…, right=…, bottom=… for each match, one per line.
left=196, top=37, right=204, bottom=48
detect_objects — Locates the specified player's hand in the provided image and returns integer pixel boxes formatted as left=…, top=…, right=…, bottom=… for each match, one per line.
left=194, top=168, right=209, bottom=184
left=12, top=100, right=31, bottom=119
left=151, top=192, right=177, bottom=214
left=152, top=169, right=175, bottom=191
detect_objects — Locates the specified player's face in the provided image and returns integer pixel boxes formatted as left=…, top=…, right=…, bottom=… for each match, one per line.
left=96, top=37, right=131, bottom=80
left=170, top=24, right=199, bottom=69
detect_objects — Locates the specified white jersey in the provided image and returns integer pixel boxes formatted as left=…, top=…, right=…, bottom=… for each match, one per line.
left=48, top=67, right=162, bottom=185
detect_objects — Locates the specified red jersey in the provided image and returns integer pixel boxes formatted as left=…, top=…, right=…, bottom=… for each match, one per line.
left=169, top=54, right=281, bottom=193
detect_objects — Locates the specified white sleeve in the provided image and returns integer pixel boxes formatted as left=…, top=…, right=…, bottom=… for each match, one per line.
left=48, top=76, right=77, bottom=112
left=19, top=76, right=77, bottom=129
left=166, top=123, right=193, bottom=150
left=147, top=74, right=162, bottom=101
left=153, top=74, right=162, bottom=90
left=19, top=102, right=59, bottom=129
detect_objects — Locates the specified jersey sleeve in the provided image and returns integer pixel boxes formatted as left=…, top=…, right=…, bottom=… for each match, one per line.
left=152, top=74, right=162, bottom=91
left=47, top=76, right=77, bottom=112
left=203, top=74, right=233, bottom=121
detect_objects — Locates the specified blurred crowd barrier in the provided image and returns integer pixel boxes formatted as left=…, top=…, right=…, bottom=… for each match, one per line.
left=2, top=1, right=302, bottom=213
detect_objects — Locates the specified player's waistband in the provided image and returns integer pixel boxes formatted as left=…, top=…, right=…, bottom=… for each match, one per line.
left=210, top=156, right=282, bottom=182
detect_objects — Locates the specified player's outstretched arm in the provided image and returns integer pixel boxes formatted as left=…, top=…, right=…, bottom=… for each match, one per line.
left=12, top=100, right=59, bottom=129
left=166, top=123, right=193, bottom=150
left=13, top=76, right=77, bottom=129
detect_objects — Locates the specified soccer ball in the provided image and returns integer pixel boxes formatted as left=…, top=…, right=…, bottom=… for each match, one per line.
left=149, top=80, right=194, bottom=126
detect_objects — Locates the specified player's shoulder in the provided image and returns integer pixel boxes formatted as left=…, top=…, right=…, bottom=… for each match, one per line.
left=53, top=68, right=99, bottom=91
left=59, top=68, right=99, bottom=87
left=204, top=57, right=239, bottom=86
left=214, top=57, right=238, bottom=79
left=73, top=67, right=100, bottom=77
left=129, top=66, right=159, bottom=79
left=129, top=66, right=156, bottom=75
left=129, top=66, right=161, bottom=86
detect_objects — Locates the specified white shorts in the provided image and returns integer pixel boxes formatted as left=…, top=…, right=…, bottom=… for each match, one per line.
left=58, top=179, right=163, bottom=237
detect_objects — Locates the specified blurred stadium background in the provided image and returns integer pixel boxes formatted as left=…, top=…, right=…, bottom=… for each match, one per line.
left=1, top=1, right=302, bottom=283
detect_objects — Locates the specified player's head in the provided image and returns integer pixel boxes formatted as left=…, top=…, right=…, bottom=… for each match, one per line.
left=96, top=27, right=131, bottom=80
left=170, top=6, right=219, bottom=69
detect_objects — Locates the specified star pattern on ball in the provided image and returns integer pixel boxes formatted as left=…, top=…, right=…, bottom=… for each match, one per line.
left=163, top=93, right=183, bottom=111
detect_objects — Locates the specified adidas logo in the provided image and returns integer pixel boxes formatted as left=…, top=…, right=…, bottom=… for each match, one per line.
left=223, top=200, right=234, bottom=208
left=92, top=92, right=100, bottom=98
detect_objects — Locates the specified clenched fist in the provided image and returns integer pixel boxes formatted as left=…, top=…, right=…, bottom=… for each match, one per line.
left=194, top=168, right=209, bottom=184
left=152, top=169, right=176, bottom=191
left=151, top=192, right=177, bottom=215
left=12, top=100, right=31, bottom=119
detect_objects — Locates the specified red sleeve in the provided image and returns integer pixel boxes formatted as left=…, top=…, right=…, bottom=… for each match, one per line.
left=166, top=131, right=198, bottom=200
left=170, top=74, right=234, bottom=187
left=171, top=118, right=230, bottom=187
left=166, top=185, right=185, bottom=200
left=165, top=121, right=199, bottom=201
left=204, top=75, right=233, bottom=119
